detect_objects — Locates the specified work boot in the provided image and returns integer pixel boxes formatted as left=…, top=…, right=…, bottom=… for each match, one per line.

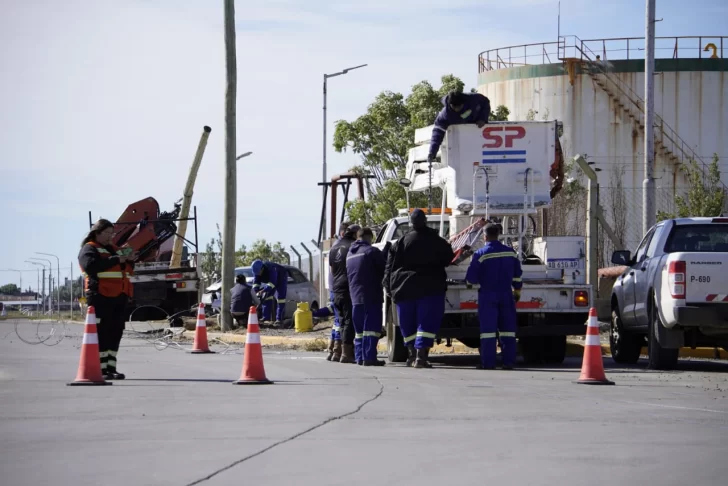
left=339, top=344, right=356, bottom=363
left=325, top=338, right=335, bottom=361
left=363, top=359, right=386, bottom=367
left=413, top=348, right=433, bottom=369
left=332, top=340, right=343, bottom=362
left=105, top=369, right=126, bottom=380
left=405, top=345, right=416, bottom=367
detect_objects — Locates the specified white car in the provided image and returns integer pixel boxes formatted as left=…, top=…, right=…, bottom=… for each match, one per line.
left=201, top=265, right=319, bottom=319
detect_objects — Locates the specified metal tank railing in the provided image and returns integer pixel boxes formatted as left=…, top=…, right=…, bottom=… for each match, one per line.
left=479, top=35, right=726, bottom=72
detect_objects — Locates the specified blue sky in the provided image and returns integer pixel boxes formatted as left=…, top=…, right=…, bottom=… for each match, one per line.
left=1, top=0, right=726, bottom=290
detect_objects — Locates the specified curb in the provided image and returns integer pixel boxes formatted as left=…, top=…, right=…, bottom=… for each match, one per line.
left=207, top=331, right=728, bottom=360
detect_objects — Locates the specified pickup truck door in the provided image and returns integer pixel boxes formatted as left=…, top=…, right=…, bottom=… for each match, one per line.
left=633, top=224, right=664, bottom=328
left=620, top=227, right=655, bottom=327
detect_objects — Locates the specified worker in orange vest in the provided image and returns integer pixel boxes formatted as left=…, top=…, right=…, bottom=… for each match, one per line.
left=78, top=219, right=137, bottom=380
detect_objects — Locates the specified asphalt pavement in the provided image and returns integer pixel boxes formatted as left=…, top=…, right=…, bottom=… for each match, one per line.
left=1, top=319, right=727, bottom=486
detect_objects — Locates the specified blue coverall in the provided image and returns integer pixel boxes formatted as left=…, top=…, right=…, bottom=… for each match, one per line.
left=253, top=262, right=288, bottom=322
left=346, top=239, right=385, bottom=364
left=465, top=240, right=523, bottom=368
left=311, top=287, right=341, bottom=342
left=428, top=93, right=491, bottom=159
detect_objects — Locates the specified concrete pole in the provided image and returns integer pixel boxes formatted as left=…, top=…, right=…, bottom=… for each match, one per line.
left=170, top=126, right=212, bottom=268
left=290, top=246, right=302, bottom=270
left=642, top=0, right=657, bottom=235
left=574, top=155, right=599, bottom=295
left=220, top=0, right=237, bottom=332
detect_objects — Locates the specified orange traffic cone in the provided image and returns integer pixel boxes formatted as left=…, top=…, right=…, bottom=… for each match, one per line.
left=233, top=306, right=273, bottom=385
left=67, top=306, right=111, bottom=386
left=576, top=307, right=614, bottom=385
left=190, top=303, right=214, bottom=354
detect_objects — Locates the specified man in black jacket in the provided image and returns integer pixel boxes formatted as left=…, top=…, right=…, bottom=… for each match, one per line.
left=329, top=222, right=361, bottom=363
left=384, top=209, right=454, bottom=368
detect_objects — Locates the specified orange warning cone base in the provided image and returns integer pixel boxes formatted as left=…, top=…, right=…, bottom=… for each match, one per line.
left=189, top=303, right=215, bottom=354
left=68, top=306, right=112, bottom=387
left=575, top=307, right=614, bottom=386
left=234, top=306, right=273, bottom=385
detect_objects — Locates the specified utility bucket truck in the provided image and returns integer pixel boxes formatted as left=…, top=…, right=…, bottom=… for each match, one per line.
left=376, top=121, right=592, bottom=364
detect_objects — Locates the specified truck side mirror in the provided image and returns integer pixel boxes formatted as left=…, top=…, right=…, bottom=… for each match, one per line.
left=611, top=250, right=631, bottom=266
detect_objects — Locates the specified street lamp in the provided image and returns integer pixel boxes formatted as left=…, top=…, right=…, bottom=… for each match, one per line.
left=25, top=261, right=43, bottom=310
left=7, top=269, right=22, bottom=291
left=322, top=63, right=368, bottom=240
left=36, top=252, right=60, bottom=314
left=235, top=151, right=253, bottom=160
left=29, top=257, right=52, bottom=314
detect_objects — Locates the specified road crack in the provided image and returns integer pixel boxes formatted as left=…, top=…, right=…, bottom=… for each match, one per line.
left=184, top=376, right=384, bottom=485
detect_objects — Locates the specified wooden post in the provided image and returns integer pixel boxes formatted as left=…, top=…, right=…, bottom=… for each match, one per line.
left=220, top=0, right=237, bottom=332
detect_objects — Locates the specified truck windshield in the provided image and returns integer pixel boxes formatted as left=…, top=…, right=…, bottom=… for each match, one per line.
left=393, top=221, right=450, bottom=240
left=665, top=225, right=728, bottom=252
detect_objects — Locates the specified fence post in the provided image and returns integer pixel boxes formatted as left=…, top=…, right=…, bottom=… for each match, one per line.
left=300, top=243, right=314, bottom=283
left=290, top=246, right=302, bottom=271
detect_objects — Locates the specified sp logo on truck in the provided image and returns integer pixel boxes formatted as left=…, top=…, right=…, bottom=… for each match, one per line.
left=481, top=126, right=527, bottom=164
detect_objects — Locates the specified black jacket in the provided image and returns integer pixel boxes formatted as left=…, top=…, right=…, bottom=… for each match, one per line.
left=78, top=243, right=123, bottom=296
left=330, top=235, right=355, bottom=296
left=383, top=226, right=454, bottom=302
left=231, top=282, right=254, bottom=313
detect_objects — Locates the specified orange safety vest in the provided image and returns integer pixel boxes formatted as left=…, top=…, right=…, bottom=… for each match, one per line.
left=80, top=241, right=134, bottom=298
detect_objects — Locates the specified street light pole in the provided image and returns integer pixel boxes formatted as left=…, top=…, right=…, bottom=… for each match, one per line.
left=30, top=258, right=52, bottom=314
left=37, top=253, right=60, bottom=314
left=322, top=64, right=368, bottom=241
left=26, top=261, right=44, bottom=311
left=7, top=269, right=22, bottom=291
left=642, top=0, right=657, bottom=235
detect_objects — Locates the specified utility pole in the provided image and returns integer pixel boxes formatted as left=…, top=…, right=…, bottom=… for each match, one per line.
left=642, top=0, right=657, bottom=235
left=322, top=64, right=368, bottom=240
left=220, top=0, right=237, bottom=332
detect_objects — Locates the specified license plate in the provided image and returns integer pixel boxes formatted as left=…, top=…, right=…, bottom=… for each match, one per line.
left=547, top=259, right=579, bottom=269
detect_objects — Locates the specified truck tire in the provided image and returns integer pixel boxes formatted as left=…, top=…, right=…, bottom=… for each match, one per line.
left=457, top=338, right=481, bottom=349
left=541, top=336, right=567, bottom=364
left=648, top=304, right=679, bottom=370
left=386, top=303, right=408, bottom=363
left=519, top=337, right=543, bottom=364
left=609, top=309, right=642, bottom=364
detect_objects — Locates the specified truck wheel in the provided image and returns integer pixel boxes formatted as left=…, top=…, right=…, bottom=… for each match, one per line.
left=519, top=337, right=543, bottom=364
left=648, top=305, right=679, bottom=370
left=541, top=336, right=566, bottom=364
left=386, top=306, right=407, bottom=363
left=457, top=338, right=481, bottom=349
left=609, top=310, right=642, bottom=364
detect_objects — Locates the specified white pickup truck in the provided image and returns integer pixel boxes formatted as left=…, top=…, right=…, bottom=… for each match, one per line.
left=610, top=217, right=728, bottom=369
left=375, top=212, right=593, bottom=364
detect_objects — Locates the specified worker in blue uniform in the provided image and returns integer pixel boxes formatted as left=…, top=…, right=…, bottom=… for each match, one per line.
left=428, top=91, right=491, bottom=162
left=251, top=260, right=288, bottom=325
left=465, top=223, right=523, bottom=369
left=311, top=271, right=341, bottom=361
left=384, top=209, right=454, bottom=368
left=346, top=227, right=386, bottom=366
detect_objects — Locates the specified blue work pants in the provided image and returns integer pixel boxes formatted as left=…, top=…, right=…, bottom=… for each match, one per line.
left=353, top=303, right=383, bottom=363
left=478, top=291, right=517, bottom=368
left=396, top=294, right=445, bottom=350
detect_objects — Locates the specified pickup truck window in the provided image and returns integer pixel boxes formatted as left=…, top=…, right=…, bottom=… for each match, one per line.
left=645, top=223, right=665, bottom=257
left=634, top=227, right=656, bottom=263
left=665, top=225, right=728, bottom=252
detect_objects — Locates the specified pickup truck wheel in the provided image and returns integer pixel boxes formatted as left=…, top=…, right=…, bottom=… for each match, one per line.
left=648, top=305, right=679, bottom=370
left=609, top=310, right=642, bottom=364
left=386, top=306, right=407, bottom=363
left=541, top=336, right=566, bottom=364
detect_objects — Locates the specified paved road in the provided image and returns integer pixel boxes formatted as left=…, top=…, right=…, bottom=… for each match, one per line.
left=1, top=320, right=727, bottom=486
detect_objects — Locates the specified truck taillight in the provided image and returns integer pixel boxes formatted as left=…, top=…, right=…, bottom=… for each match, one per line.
left=574, top=290, right=589, bottom=307
left=668, top=261, right=686, bottom=299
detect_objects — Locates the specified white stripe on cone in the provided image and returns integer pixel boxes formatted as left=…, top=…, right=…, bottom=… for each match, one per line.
left=246, top=332, right=261, bottom=345
left=587, top=316, right=599, bottom=328
left=82, top=333, right=99, bottom=345
left=196, top=318, right=206, bottom=328
left=585, top=334, right=601, bottom=346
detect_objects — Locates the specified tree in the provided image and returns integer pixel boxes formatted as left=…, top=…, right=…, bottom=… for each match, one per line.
left=657, top=154, right=725, bottom=221
left=0, top=284, right=20, bottom=295
left=199, top=224, right=223, bottom=284
left=333, top=75, right=510, bottom=226
left=236, top=239, right=289, bottom=266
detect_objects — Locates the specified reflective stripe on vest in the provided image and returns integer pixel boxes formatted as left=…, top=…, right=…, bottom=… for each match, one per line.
left=81, top=242, right=133, bottom=297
